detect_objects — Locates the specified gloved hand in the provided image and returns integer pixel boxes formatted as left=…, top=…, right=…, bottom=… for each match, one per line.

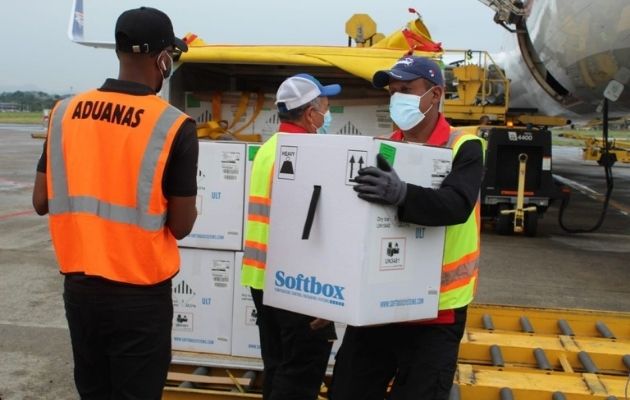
left=353, top=153, right=407, bottom=206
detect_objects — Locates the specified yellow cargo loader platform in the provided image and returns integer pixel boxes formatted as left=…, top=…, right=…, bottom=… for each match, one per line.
left=162, top=304, right=630, bottom=399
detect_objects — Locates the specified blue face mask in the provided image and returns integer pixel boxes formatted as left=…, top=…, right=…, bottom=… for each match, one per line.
left=389, top=90, right=434, bottom=130
left=317, top=110, right=332, bottom=134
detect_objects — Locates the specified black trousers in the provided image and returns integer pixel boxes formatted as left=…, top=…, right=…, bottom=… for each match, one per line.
left=251, top=288, right=335, bottom=400
left=329, top=307, right=467, bottom=400
left=63, top=279, right=173, bottom=400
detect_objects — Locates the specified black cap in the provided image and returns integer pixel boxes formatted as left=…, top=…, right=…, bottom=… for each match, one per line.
left=373, top=56, right=444, bottom=88
left=115, top=7, right=188, bottom=54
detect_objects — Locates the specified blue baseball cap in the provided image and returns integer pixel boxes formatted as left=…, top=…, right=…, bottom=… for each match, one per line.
left=294, top=73, right=342, bottom=97
left=275, top=73, right=341, bottom=110
left=372, top=56, right=444, bottom=88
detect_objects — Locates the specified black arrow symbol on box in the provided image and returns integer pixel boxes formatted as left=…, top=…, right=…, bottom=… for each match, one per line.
left=358, top=156, right=364, bottom=170
left=349, top=155, right=356, bottom=179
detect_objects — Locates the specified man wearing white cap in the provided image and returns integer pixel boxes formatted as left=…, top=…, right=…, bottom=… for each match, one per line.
left=241, top=74, right=341, bottom=399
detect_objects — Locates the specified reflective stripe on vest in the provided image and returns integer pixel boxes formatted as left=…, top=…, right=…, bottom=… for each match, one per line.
left=241, top=134, right=278, bottom=289
left=48, top=98, right=183, bottom=231
left=47, top=91, right=187, bottom=285
left=438, top=130, right=483, bottom=310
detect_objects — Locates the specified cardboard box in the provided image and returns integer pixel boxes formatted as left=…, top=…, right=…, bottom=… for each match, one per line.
left=178, top=141, right=246, bottom=250
left=184, top=93, right=392, bottom=142
left=264, top=135, right=452, bottom=326
left=231, top=252, right=262, bottom=358
left=172, top=248, right=235, bottom=354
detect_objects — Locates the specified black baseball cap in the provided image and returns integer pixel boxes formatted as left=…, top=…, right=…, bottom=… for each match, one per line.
left=115, top=7, right=188, bottom=54
left=373, top=56, right=444, bottom=88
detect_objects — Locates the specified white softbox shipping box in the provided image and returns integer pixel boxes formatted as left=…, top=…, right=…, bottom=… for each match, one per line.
left=264, top=134, right=452, bottom=326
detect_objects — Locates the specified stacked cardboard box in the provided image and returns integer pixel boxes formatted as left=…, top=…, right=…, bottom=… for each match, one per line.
left=172, top=141, right=247, bottom=355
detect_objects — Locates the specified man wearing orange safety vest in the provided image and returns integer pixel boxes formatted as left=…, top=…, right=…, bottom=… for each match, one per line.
left=329, top=56, right=484, bottom=400
left=241, top=74, right=340, bottom=400
left=32, top=7, right=198, bottom=399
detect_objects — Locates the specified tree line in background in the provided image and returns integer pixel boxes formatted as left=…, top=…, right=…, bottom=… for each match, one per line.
left=0, top=91, right=68, bottom=112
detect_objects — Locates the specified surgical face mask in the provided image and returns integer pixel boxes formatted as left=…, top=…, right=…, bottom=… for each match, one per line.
left=389, top=89, right=434, bottom=131
left=316, top=110, right=332, bottom=134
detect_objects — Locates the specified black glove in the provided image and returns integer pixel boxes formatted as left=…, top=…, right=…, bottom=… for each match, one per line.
left=353, top=153, right=407, bottom=206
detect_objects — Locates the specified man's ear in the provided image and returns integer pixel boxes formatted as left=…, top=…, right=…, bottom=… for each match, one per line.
left=432, top=85, right=444, bottom=102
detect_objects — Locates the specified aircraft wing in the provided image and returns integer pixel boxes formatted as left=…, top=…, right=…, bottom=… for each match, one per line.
left=68, top=0, right=115, bottom=49
left=179, top=42, right=436, bottom=83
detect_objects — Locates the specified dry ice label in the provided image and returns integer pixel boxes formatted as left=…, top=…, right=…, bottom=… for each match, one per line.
left=245, top=305, right=258, bottom=326
left=278, top=146, right=297, bottom=180
left=379, top=238, right=406, bottom=271
left=173, top=312, right=193, bottom=332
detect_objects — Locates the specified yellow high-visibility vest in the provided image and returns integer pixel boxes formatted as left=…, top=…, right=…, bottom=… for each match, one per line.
left=241, top=134, right=278, bottom=289
left=438, top=131, right=484, bottom=310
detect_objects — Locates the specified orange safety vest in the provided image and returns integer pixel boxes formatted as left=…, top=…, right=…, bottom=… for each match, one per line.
left=46, top=90, right=189, bottom=285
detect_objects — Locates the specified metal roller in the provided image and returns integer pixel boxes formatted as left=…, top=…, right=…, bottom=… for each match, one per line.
left=557, top=319, right=575, bottom=336
left=578, top=351, right=599, bottom=373
left=534, top=348, right=553, bottom=371
left=490, top=345, right=505, bottom=367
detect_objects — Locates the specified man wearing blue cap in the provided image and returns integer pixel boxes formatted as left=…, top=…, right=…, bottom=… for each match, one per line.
left=241, top=73, right=341, bottom=399
left=329, top=56, right=484, bottom=400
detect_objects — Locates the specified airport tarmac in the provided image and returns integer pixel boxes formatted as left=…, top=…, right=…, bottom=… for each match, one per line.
left=0, top=125, right=628, bottom=399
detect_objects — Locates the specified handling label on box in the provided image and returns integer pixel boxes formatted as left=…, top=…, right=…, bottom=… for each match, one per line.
left=278, top=146, right=297, bottom=180
left=221, top=151, right=241, bottom=181
left=346, top=149, right=367, bottom=184
left=174, top=312, right=193, bottom=331
left=245, top=305, right=257, bottom=326
left=431, top=159, right=451, bottom=189
left=173, top=280, right=196, bottom=306
left=380, top=238, right=406, bottom=271
left=211, top=260, right=231, bottom=288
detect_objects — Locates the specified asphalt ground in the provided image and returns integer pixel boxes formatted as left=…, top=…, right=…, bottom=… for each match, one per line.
left=0, top=125, right=628, bottom=399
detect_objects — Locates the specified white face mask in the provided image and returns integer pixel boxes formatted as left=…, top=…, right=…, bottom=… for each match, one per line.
left=389, top=89, right=434, bottom=130
left=157, top=50, right=173, bottom=80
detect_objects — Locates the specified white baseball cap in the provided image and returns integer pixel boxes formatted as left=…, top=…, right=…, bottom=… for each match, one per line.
left=275, top=74, right=341, bottom=111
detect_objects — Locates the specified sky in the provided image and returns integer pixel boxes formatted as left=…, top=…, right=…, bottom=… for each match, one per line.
left=0, top=0, right=506, bottom=94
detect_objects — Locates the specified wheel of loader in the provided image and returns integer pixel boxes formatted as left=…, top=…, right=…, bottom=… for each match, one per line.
left=524, top=209, right=538, bottom=237
left=496, top=204, right=513, bottom=235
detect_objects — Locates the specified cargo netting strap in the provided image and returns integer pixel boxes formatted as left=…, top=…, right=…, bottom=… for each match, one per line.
left=211, top=92, right=223, bottom=123
left=229, top=92, right=250, bottom=130
left=302, top=185, right=321, bottom=240
left=233, top=91, right=265, bottom=135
